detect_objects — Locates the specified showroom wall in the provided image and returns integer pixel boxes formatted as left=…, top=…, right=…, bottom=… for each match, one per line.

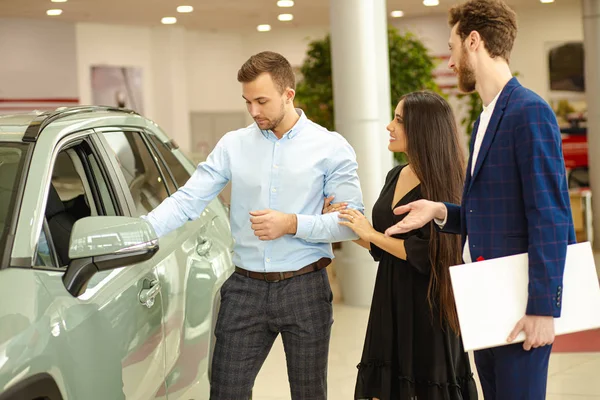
left=0, top=18, right=78, bottom=112
left=0, top=1, right=583, bottom=153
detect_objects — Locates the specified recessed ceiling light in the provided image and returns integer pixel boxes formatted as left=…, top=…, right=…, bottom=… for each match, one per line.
left=423, top=0, right=439, bottom=6
left=540, top=0, right=554, bottom=3
left=161, top=17, right=177, bottom=24
left=177, top=5, right=194, bottom=13
left=46, top=9, right=63, bottom=16
left=257, top=24, right=272, bottom=32
left=51, top=0, right=67, bottom=3
left=390, top=10, right=404, bottom=18
left=277, top=0, right=294, bottom=7
left=278, top=13, right=294, bottom=22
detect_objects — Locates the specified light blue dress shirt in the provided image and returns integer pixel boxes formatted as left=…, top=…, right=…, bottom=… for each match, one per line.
left=144, top=109, right=364, bottom=273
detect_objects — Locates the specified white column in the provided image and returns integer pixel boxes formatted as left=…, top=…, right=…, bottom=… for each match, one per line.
left=583, top=0, right=600, bottom=250
left=151, top=26, right=192, bottom=156
left=330, top=0, right=393, bottom=307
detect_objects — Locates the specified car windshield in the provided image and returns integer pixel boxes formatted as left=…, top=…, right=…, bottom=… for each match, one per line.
left=0, top=142, right=28, bottom=264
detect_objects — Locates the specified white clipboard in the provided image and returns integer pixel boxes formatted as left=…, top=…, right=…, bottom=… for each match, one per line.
left=449, top=241, right=600, bottom=352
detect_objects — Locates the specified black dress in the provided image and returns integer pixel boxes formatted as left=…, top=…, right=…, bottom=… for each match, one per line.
left=354, top=165, right=478, bottom=400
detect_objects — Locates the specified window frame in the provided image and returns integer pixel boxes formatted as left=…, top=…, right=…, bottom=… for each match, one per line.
left=31, top=133, right=126, bottom=270
left=94, top=128, right=174, bottom=218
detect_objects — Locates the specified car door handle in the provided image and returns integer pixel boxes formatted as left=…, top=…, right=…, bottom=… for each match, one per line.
left=139, top=279, right=161, bottom=308
left=196, top=236, right=212, bottom=257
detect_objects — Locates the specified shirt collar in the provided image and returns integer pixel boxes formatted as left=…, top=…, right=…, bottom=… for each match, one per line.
left=483, top=89, right=502, bottom=114
left=260, top=108, right=307, bottom=140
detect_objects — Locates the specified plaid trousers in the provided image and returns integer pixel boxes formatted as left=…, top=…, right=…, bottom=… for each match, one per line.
left=210, top=268, right=334, bottom=399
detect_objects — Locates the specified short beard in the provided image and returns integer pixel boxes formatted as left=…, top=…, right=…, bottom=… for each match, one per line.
left=266, top=99, right=287, bottom=131
left=457, top=46, right=476, bottom=93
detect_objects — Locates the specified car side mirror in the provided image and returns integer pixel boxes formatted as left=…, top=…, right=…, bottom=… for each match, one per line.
left=62, top=216, right=159, bottom=297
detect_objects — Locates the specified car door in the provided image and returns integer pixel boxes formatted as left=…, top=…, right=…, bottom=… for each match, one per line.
left=27, top=132, right=168, bottom=400
left=97, top=127, right=234, bottom=399
left=146, top=130, right=234, bottom=399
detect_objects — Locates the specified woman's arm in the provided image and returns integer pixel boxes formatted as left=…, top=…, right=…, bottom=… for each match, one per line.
left=367, top=231, right=406, bottom=260
left=322, top=196, right=369, bottom=248
left=353, top=238, right=371, bottom=249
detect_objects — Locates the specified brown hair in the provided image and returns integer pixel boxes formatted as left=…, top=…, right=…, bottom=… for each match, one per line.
left=449, top=0, right=517, bottom=62
left=401, top=91, right=465, bottom=334
left=237, top=51, right=296, bottom=93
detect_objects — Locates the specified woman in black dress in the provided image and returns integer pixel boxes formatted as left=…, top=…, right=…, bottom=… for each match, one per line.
left=325, top=91, right=478, bottom=399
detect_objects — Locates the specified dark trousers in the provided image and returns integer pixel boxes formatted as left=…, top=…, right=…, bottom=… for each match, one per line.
left=474, top=342, right=552, bottom=399
left=210, top=268, right=334, bottom=400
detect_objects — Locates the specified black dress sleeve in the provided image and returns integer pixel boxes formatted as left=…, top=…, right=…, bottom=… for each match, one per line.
left=403, top=222, right=432, bottom=275
left=368, top=165, right=403, bottom=262
left=369, top=243, right=383, bottom=262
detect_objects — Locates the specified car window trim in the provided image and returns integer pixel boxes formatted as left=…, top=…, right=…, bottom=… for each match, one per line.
left=10, top=131, right=94, bottom=268
left=94, top=128, right=173, bottom=214
left=74, top=141, right=124, bottom=217
left=87, top=134, right=129, bottom=216
left=144, top=130, right=180, bottom=191
left=134, top=130, right=175, bottom=196
left=1, top=142, right=34, bottom=269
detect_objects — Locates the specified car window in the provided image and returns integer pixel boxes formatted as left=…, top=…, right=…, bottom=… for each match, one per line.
left=87, top=153, right=117, bottom=217
left=149, top=135, right=191, bottom=188
left=36, top=142, right=120, bottom=268
left=102, top=131, right=170, bottom=217
left=0, top=143, right=28, bottom=264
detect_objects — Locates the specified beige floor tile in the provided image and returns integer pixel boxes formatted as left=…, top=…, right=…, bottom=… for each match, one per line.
left=549, top=353, right=600, bottom=376
left=253, top=304, right=600, bottom=399
left=547, top=373, right=600, bottom=397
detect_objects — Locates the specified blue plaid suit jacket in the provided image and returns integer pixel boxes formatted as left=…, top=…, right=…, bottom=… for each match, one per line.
left=441, top=77, right=575, bottom=318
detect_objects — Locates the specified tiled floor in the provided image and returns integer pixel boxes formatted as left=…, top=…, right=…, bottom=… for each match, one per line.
left=253, top=304, right=600, bottom=399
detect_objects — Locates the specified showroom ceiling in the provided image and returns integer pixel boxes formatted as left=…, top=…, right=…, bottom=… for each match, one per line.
left=0, top=0, right=574, bottom=31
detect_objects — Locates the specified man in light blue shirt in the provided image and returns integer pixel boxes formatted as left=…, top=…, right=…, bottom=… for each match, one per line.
left=144, top=51, right=363, bottom=399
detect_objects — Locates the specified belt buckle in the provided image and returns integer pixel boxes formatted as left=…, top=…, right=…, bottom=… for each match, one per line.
left=263, top=272, right=284, bottom=283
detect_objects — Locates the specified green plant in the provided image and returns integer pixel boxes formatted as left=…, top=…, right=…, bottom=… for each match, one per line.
left=457, top=91, right=482, bottom=140
left=295, top=27, right=440, bottom=164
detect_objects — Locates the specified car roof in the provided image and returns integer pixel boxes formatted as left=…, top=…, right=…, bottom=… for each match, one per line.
left=0, top=106, right=154, bottom=142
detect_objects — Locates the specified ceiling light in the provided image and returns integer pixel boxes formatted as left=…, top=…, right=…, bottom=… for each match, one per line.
left=277, top=0, right=295, bottom=7
left=390, top=10, right=404, bottom=18
left=278, top=14, right=294, bottom=22
left=177, top=5, right=194, bottom=13
left=423, top=0, right=439, bottom=6
left=540, top=0, right=554, bottom=3
left=161, top=17, right=177, bottom=24
left=51, top=0, right=67, bottom=2
left=257, top=24, right=272, bottom=32
left=46, top=9, right=63, bottom=16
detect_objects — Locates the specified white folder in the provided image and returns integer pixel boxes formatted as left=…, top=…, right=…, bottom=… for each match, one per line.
left=449, top=241, right=600, bottom=352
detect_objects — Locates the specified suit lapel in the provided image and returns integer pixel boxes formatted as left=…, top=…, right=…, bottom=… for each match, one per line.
left=464, top=118, right=480, bottom=189
left=467, top=77, right=520, bottom=194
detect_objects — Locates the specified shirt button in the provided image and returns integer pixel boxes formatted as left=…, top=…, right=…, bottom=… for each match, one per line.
left=276, top=142, right=280, bottom=147
left=273, top=164, right=279, bottom=168
left=272, top=188, right=277, bottom=193
left=469, top=210, right=473, bottom=213
left=266, top=258, right=271, bottom=263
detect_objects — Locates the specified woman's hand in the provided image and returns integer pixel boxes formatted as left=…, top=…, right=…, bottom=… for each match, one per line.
left=322, top=195, right=348, bottom=214
left=338, top=209, right=376, bottom=241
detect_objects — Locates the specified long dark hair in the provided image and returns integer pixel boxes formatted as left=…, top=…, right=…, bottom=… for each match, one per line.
left=400, top=91, right=466, bottom=334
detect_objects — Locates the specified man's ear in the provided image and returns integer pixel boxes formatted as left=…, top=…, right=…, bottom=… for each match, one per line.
left=286, top=88, right=296, bottom=103
left=467, top=30, right=482, bottom=52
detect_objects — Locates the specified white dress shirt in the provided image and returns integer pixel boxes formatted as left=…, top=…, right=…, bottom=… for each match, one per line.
left=436, top=90, right=502, bottom=263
